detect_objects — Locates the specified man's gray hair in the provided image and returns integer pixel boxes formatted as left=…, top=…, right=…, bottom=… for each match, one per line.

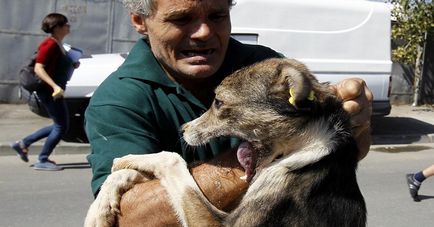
left=122, top=0, right=235, bottom=16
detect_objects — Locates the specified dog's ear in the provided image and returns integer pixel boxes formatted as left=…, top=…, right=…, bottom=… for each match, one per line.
left=269, top=59, right=316, bottom=110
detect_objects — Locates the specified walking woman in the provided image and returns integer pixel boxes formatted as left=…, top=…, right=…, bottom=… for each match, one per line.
left=11, top=13, right=79, bottom=170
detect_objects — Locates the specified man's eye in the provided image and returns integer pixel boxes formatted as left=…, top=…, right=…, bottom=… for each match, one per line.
left=170, top=16, right=191, bottom=26
left=214, top=99, right=224, bottom=109
left=209, top=13, right=228, bottom=23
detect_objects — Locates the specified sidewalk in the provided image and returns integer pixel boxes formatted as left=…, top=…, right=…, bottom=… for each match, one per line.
left=1, top=104, right=434, bottom=156
left=371, top=104, right=434, bottom=145
left=0, top=104, right=89, bottom=156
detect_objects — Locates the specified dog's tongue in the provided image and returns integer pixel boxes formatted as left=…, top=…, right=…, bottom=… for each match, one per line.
left=236, top=141, right=256, bottom=182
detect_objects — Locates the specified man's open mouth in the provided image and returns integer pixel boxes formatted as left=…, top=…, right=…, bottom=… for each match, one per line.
left=181, top=48, right=215, bottom=57
left=236, top=141, right=258, bottom=183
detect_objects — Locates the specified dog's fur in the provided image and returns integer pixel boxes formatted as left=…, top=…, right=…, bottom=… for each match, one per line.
left=85, top=58, right=366, bottom=227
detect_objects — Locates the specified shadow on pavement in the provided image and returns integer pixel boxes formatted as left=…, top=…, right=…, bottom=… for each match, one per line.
left=58, top=162, right=90, bottom=169
left=371, top=116, right=434, bottom=145
left=418, top=194, right=434, bottom=201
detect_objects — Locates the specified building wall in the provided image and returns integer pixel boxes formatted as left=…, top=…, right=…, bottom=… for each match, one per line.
left=390, top=31, right=434, bottom=105
left=420, top=34, right=434, bottom=104
left=0, top=0, right=139, bottom=103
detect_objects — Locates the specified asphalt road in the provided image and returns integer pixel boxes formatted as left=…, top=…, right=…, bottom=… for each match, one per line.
left=1, top=104, right=434, bottom=226
left=0, top=154, right=93, bottom=227
left=360, top=144, right=434, bottom=227
left=1, top=144, right=434, bottom=227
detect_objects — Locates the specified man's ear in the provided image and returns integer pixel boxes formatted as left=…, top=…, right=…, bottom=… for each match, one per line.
left=130, top=14, right=147, bottom=35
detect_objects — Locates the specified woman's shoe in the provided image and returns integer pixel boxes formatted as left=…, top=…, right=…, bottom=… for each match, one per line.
left=33, top=161, right=63, bottom=171
left=46, top=159, right=57, bottom=164
left=11, top=141, right=29, bottom=162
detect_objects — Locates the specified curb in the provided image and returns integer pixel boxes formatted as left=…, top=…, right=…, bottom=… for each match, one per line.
left=1, top=133, right=433, bottom=156
left=372, top=133, right=434, bottom=145
left=0, top=141, right=90, bottom=156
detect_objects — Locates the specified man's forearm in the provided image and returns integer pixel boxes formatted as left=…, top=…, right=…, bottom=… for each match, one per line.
left=117, top=150, right=248, bottom=226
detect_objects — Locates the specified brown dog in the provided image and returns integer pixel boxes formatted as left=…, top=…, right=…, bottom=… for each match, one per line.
left=85, top=58, right=366, bottom=227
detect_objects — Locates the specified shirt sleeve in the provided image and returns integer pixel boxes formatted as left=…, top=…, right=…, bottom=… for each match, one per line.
left=85, top=79, right=161, bottom=196
left=36, top=38, right=58, bottom=65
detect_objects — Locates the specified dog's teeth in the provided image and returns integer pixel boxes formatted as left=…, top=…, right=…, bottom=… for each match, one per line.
left=240, top=175, right=247, bottom=181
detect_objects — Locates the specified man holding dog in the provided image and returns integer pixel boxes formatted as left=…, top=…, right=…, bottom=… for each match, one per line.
left=85, top=0, right=373, bottom=225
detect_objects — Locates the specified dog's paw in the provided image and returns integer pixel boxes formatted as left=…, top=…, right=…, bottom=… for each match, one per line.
left=84, top=169, right=145, bottom=227
left=112, top=154, right=139, bottom=172
left=149, top=151, right=187, bottom=178
left=111, top=152, right=187, bottom=178
left=84, top=192, right=118, bottom=227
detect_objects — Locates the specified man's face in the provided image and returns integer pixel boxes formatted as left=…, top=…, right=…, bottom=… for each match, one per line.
left=144, top=0, right=231, bottom=80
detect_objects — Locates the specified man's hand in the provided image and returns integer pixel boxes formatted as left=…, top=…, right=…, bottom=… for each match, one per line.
left=331, top=78, right=373, bottom=160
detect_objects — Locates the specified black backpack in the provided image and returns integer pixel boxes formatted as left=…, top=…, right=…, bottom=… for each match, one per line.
left=18, top=52, right=43, bottom=92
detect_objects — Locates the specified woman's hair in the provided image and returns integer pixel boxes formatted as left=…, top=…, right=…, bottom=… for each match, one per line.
left=122, top=0, right=235, bottom=16
left=41, top=13, right=68, bottom=34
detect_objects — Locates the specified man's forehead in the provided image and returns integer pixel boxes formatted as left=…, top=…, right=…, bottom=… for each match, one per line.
left=155, top=0, right=229, bottom=16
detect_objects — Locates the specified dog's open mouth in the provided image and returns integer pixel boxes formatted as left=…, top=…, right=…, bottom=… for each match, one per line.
left=236, top=141, right=258, bottom=182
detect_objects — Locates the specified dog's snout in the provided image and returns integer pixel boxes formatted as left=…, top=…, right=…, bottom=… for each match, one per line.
left=180, top=124, right=189, bottom=135
left=179, top=128, right=185, bottom=135
left=182, top=123, right=190, bottom=130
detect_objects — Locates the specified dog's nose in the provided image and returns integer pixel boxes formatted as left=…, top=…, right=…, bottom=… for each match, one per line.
left=179, top=124, right=189, bottom=134
left=179, top=128, right=185, bottom=134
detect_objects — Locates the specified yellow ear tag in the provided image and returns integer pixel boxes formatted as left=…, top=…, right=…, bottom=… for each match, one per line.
left=307, top=90, right=315, bottom=101
left=288, top=88, right=296, bottom=105
left=288, top=88, right=315, bottom=105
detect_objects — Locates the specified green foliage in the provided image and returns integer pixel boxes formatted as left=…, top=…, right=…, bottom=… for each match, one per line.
left=390, top=0, right=434, bottom=65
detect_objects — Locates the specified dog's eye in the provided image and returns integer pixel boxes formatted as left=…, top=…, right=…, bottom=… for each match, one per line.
left=214, top=99, right=223, bottom=109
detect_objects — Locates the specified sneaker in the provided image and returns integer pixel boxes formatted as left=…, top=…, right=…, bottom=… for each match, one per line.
left=30, top=159, right=56, bottom=167
left=10, top=141, right=29, bottom=162
left=46, top=159, right=57, bottom=164
left=33, top=161, right=63, bottom=171
left=406, top=174, right=421, bottom=202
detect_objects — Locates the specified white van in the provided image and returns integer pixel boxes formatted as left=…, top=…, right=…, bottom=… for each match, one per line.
left=33, top=0, right=392, bottom=142
left=230, top=0, right=392, bottom=116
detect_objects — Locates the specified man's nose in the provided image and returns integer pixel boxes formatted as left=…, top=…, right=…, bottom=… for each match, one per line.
left=191, top=22, right=212, bottom=40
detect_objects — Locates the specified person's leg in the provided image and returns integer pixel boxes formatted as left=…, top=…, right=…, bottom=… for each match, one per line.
left=11, top=107, right=53, bottom=162
left=22, top=125, right=54, bottom=147
left=421, top=164, right=434, bottom=179
left=37, top=97, right=69, bottom=162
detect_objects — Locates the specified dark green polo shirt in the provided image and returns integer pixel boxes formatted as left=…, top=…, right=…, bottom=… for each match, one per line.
left=85, top=37, right=280, bottom=195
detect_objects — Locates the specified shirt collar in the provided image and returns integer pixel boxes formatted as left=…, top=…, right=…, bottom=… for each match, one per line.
left=117, top=38, right=176, bottom=87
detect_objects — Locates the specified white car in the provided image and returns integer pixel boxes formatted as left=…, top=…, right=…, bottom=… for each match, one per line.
left=29, top=0, right=392, bottom=143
